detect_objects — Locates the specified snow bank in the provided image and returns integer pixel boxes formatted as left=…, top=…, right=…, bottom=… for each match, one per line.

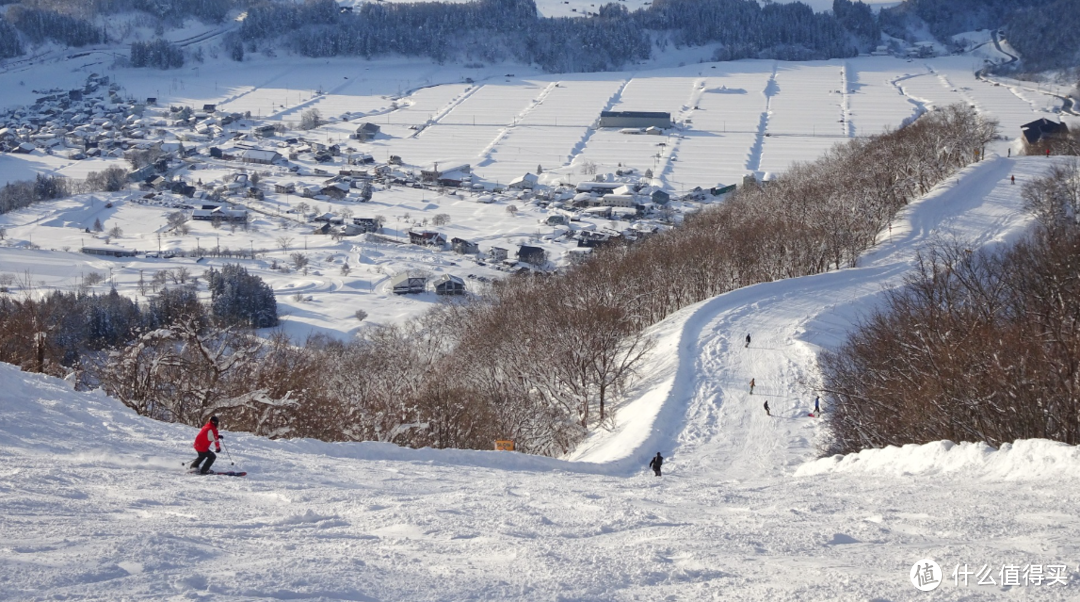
left=796, top=439, right=1080, bottom=480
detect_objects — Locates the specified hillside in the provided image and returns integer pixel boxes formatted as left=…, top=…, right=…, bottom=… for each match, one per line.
left=3, top=153, right=1080, bottom=599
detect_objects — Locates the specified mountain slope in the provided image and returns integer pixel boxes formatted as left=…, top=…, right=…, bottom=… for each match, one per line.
left=1, top=159, right=1079, bottom=601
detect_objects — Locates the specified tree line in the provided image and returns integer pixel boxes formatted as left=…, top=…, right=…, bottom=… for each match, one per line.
left=0, top=104, right=992, bottom=455
left=233, top=0, right=861, bottom=71
left=0, top=167, right=129, bottom=216
left=821, top=159, right=1080, bottom=453
left=0, top=264, right=276, bottom=374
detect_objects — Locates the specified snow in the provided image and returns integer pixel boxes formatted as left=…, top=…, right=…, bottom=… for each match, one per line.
left=797, top=439, right=1080, bottom=480
left=3, top=149, right=1080, bottom=598
left=3, top=43, right=1080, bottom=600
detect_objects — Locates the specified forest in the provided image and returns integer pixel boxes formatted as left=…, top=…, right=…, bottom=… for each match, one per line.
left=822, top=159, right=1080, bottom=453
left=1, top=0, right=1075, bottom=75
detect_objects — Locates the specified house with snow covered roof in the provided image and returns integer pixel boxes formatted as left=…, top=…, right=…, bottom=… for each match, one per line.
left=241, top=149, right=281, bottom=165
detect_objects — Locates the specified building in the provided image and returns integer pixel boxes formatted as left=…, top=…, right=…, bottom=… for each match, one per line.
left=517, top=245, right=546, bottom=265
left=597, top=111, right=672, bottom=129
left=241, top=149, right=282, bottom=165
left=1021, top=118, right=1069, bottom=145
left=489, top=247, right=509, bottom=262
left=191, top=207, right=248, bottom=222
left=409, top=230, right=446, bottom=247
left=352, top=217, right=380, bottom=233
left=81, top=245, right=136, bottom=257
left=575, top=182, right=623, bottom=195
left=421, top=162, right=471, bottom=182
left=600, top=194, right=636, bottom=208
left=508, top=173, right=539, bottom=190
left=451, top=237, right=479, bottom=254
left=274, top=182, right=296, bottom=194
left=711, top=183, right=737, bottom=196
left=433, top=274, right=466, bottom=296
left=391, top=273, right=427, bottom=295
left=354, top=122, right=380, bottom=141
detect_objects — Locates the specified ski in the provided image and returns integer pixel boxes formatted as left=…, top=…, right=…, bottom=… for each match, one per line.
left=186, top=469, right=247, bottom=477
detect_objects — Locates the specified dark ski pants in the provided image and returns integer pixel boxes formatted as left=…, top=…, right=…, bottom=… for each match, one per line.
left=652, top=467, right=662, bottom=477
left=191, top=450, right=217, bottom=474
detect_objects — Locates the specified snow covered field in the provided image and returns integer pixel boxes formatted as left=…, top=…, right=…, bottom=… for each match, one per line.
left=3, top=154, right=1079, bottom=600
left=0, top=43, right=1078, bottom=351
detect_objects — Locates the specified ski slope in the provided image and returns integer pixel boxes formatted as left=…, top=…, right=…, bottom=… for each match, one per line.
left=3, top=155, right=1080, bottom=601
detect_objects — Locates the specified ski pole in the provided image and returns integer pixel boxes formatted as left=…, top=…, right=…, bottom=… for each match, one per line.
left=221, top=438, right=236, bottom=467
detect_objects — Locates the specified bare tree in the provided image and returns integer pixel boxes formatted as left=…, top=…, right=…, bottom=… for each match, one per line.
left=299, top=108, right=323, bottom=131
left=290, top=252, right=310, bottom=274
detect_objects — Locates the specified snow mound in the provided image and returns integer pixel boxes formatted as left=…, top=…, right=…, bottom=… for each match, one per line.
left=796, top=439, right=1080, bottom=480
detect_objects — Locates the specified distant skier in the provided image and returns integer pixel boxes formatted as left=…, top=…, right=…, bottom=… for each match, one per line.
left=745, top=334, right=751, bottom=348
left=648, top=452, right=663, bottom=477
left=749, top=378, right=755, bottom=395
left=763, top=400, right=770, bottom=417
left=190, top=416, right=223, bottom=475
left=1011, top=175, right=1015, bottom=185
left=814, top=396, right=821, bottom=414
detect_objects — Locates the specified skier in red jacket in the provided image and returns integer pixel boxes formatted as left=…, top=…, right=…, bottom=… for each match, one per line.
left=189, top=416, right=223, bottom=474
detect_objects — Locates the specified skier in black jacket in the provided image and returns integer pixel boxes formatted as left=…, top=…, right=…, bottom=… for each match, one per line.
left=648, top=452, right=663, bottom=477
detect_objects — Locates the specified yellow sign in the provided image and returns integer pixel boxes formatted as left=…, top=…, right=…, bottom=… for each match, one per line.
left=495, top=440, right=515, bottom=451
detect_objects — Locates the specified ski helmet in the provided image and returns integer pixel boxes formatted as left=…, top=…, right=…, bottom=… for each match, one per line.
left=210, top=416, right=219, bottom=425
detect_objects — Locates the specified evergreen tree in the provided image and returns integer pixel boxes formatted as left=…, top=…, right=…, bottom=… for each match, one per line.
left=205, top=264, right=279, bottom=329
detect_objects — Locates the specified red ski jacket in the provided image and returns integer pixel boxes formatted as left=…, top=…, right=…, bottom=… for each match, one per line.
left=193, top=421, right=221, bottom=453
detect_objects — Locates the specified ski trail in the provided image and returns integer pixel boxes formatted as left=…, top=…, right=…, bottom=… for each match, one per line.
left=680, top=156, right=1042, bottom=478
left=575, top=156, right=1058, bottom=478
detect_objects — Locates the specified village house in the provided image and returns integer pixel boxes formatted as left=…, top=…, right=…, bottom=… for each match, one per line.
left=421, top=162, right=471, bottom=183
left=508, top=173, right=539, bottom=190
left=241, top=149, right=282, bottom=165
left=639, top=185, right=670, bottom=205
left=1021, top=118, right=1069, bottom=146
left=517, top=245, right=546, bottom=265
left=433, top=274, right=466, bottom=296
left=409, top=230, right=447, bottom=247
left=274, top=182, right=296, bottom=194
left=352, top=217, right=380, bottom=233
left=391, top=273, right=427, bottom=295
left=354, top=122, right=380, bottom=141
left=451, top=237, right=479, bottom=254
left=489, top=246, right=509, bottom=262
